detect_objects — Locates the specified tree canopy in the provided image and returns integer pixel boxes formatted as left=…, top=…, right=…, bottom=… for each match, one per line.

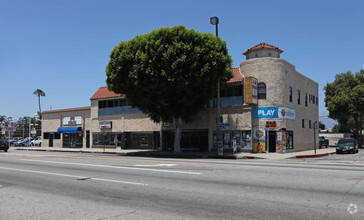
left=324, top=69, right=364, bottom=144
left=106, top=25, right=233, bottom=151
left=33, top=89, right=46, bottom=119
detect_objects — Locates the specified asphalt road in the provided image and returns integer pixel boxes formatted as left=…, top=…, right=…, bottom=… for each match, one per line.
left=0, top=150, right=363, bottom=220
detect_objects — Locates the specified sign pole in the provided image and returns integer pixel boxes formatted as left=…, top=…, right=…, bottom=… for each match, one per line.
left=314, top=122, right=317, bottom=154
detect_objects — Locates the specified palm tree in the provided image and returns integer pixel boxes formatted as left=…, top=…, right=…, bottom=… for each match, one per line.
left=33, top=89, right=46, bottom=119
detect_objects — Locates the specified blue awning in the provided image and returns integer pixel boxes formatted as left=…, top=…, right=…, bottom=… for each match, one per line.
left=57, top=127, right=83, bottom=134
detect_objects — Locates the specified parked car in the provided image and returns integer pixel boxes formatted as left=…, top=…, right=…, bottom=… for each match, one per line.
left=31, top=137, right=42, bottom=146
left=336, top=138, right=358, bottom=154
left=319, top=136, right=329, bottom=148
left=13, top=138, right=33, bottom=147
left=21, top=138, right=33, bottom=146
left=13, top=139, right=25, bottom=147
left=0, top=139, right=9, bottom=152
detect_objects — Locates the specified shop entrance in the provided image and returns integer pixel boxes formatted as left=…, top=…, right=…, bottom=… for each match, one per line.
left=63, top=133, right=83, bottom=148
left=268, top=131, right=276, bottom=152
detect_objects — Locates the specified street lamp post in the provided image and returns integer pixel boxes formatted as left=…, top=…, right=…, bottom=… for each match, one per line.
left=7, top=116, right=13, bottom=147
left=210, top=16, right=223, bottom=156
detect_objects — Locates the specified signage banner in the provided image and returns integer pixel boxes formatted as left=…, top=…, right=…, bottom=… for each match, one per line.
left=253, top=107, right=295, bottom=120
left=244, top=77, right=258, bottom=105
left=252, top=126, right=266, bottom=153
left=63, top=116, right=82, bottom=126
left=99, top=121, right=112, bottom=129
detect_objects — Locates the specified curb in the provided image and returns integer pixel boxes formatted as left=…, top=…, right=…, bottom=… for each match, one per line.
left=295, top=153, right=329, bottom=159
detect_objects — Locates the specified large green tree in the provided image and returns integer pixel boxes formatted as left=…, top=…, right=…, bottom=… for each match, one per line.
left=33, top=89, right=46, bottom=119
left=324, top=69, right=364, bottom=145
left=106, top=25, right=232, bottom=152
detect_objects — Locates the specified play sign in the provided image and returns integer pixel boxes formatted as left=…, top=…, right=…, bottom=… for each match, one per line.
left=253, top=107, right=295, bottom=120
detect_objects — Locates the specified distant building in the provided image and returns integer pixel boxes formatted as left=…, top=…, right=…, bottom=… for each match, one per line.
left=42, top=43, right=318, bottom=153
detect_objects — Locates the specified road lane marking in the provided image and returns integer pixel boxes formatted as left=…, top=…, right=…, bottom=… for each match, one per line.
left=134, top=164, right=177, bottom=167
left=0, top=166, right=146, bottom=186
left=21, top=159, right=201, bottom=175
left=1, top=152, right=238, bottom=167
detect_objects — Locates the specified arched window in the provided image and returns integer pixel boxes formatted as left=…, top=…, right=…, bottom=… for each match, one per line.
left=289, top=87, right=292, bottom=102
left=258, top=83, right=266, bottom=99
left=298, top=90, right=301, bottom=105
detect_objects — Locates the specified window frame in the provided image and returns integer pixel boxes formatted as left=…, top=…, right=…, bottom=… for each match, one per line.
left=257, top=82, right=266, bottom=99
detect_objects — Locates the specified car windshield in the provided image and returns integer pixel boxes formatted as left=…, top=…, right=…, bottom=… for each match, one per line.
left=338, top=139, right=354, bottom=144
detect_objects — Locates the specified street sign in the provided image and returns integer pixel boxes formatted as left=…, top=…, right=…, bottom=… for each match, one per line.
left=219, top=123, right=230, bottom=129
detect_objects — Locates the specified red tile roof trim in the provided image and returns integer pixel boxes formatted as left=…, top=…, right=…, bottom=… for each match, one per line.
left=227, top=67, right=243, bottom=83
left=243, top=42, right=283, bottom=55
left=90, top=69, right=243, bottom=100
left=90, top=87, right=122, bottom=100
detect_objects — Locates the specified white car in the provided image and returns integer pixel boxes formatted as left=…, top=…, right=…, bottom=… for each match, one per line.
left=31, top=137, right=42, bottom=146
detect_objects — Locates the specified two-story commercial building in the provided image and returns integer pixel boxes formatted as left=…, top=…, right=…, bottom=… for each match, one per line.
left=42, top=43, right=319, bottom=153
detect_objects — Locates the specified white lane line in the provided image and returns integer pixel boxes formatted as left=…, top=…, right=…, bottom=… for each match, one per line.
left=134, top=164, right=177, bottom=167
left=21, top=159, right=201, bottom=175
left=0, top=167, right=146, bottom=186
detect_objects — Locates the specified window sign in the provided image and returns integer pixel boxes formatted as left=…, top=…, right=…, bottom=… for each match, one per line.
left=63, top=116, right=82, bottom=126
left=252, top=126, right=266, bottom=153
left=99, top=121, right=112, bottom=129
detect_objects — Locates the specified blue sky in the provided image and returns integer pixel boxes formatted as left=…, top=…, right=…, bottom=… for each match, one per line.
left=1, top=0, right=363, bottom=128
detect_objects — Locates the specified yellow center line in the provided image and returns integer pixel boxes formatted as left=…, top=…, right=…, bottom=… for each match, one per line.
left=0, top=153, right=238, bottom=167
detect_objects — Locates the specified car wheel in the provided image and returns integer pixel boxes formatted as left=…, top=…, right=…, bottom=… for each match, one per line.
left=336, top=150, right=340, bottom=154
left=4, top=149, right=8, bottom=152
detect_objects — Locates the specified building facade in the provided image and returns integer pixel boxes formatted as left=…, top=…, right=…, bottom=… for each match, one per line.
left=41, top=43, right=319, bottom=153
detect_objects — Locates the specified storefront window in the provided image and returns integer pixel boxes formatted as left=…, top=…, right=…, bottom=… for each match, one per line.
left=62, top=133, right=83, bottom=148
left=213, top=130, right=252, bottom=151
left=286, top=131, right=294, bottom=149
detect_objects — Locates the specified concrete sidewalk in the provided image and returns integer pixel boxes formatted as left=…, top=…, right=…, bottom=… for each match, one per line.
left=11, top=146, right=336, bottom=160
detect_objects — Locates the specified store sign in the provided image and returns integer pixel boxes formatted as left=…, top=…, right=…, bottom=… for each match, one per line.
left=253, top=107, right=295, bottom=120
left=99, top=121, right=112, bottom=129
left=265, top=121, right=277, bottom=128
left=244, top=76, right=258, bottom=104
left=63, top=116, right=82, bottom=126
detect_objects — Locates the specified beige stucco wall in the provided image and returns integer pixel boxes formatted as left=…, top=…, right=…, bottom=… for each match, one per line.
left=240, top=55, right=319, bottom=152
left=90, top=100, right=161, bottom=134
left=42, top=108, right=91, bottom=148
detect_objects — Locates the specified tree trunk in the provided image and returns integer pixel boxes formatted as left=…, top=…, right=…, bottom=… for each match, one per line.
left=173, top=117, right=182, bottom=152
left=38, top=95, right=42, bottom=119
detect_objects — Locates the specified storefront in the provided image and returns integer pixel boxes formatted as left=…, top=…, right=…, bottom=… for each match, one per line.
left=92, top=132, right=159, bottom=149
left=163, top=130, right=208, bottom=152
left=213, top=130, right=252, bottom=152
left=57, top=127, right=83, bottom=148
left=252, top=107, right=296, bottom=153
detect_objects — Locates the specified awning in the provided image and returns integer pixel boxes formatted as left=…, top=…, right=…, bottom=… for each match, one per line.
left=57, top=127, right=83, bottom=134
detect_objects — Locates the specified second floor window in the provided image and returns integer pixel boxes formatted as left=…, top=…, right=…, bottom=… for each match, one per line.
left=298, top=90, right=300, bottom=105
left=289, top=87, right=292, bottom=102
left=305, top=93, right=308, bottom=106
left=258, top=83, right=266, bottom=99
